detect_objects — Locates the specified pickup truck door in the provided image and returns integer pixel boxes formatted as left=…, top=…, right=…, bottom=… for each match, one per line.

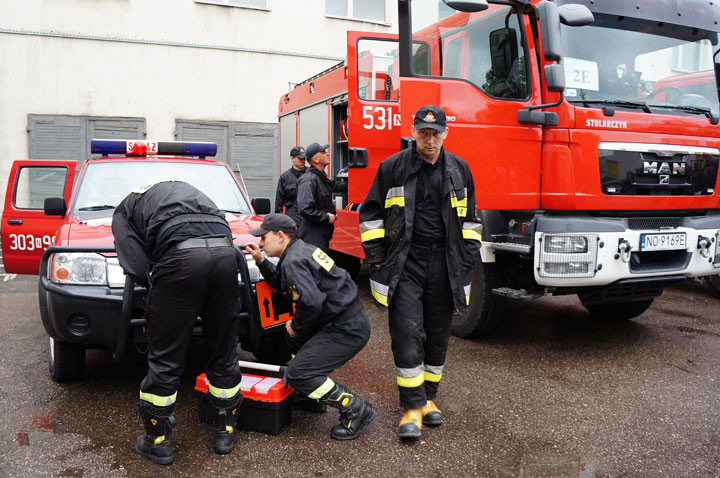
left=2, top=160, right=77, bottom=274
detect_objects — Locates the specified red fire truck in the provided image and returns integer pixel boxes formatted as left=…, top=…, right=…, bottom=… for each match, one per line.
left=1, top=140, right=292, bottom=380
left=278, top=0, right=720, bottom=336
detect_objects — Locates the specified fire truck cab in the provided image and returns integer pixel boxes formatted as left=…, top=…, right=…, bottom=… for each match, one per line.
left=279, top=0, right=720, bottom=337
left=1, top=140, right=292, bottom=381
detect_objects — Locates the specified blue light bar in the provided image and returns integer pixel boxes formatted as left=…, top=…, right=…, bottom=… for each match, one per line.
left=90, top=139, right=217, bottom=158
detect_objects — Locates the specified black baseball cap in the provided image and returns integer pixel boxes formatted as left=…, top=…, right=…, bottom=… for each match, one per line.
left=305, top=142, right=330, bottom=162
left=290, top=146, right=305, bottom=159
left=249, top=213, right=298, bottom=236
left=413, top=105, right=447, bottom=132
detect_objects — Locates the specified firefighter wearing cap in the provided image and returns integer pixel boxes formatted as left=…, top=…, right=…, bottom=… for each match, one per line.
left=275, top=145, right=307, bottom=226
left=359, top=105, right=482, bottom=439
left=296, top=142, right=347, bottom=252
left=112, top=181, right=244, bottom=464
left=245, top=213, right=376, bottom=441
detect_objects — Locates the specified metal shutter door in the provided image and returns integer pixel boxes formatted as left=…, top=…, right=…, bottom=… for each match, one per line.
left=231, top=123, right=277, bottom=201
left=175, top=122, right=229, bottom=164
left=28, top=116, right=86, bottom=160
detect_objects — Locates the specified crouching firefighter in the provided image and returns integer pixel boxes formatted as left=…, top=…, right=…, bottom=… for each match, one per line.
left=112, top=181, right=244, bottom=465
left=245, top=213, right=376, bottom=440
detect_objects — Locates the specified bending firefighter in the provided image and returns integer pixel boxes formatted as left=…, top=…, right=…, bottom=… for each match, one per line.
left=359, top=105, right=482, bottom=439
left=112, top=181, right=244, bottom=464
left=245, top=213, right=376, bottom=440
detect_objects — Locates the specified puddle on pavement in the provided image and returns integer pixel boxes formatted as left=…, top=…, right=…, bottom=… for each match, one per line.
left=518, top=453, right=616, bottom=478
left=2, top=414, right=55, bottom=452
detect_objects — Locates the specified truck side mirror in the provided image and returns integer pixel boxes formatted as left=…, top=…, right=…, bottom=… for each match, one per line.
left=544, top=63, right=565, bottom=92
left=44, top=197, right=66, bottom=218
left=442, top=0, right=488, bottom=13
left=489, top=28, right=518, bottom=79
left=251, top=198, right=271, bottom=215
left=558, top=4, right=594, bottom=27
left=348, top=147, right=368, bottom=168
left=536, top=1, right=562, bottom=61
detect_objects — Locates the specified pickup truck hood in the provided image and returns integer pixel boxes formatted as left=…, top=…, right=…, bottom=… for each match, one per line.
left=57, top=213, right=264, bottom=249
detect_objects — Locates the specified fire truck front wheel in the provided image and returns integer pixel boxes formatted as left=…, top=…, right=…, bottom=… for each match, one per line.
left=451, top=261, right=504, bottom=338
left=49, top=336, right=85, bottom=381
left=580, top=298, right=654, bottom=322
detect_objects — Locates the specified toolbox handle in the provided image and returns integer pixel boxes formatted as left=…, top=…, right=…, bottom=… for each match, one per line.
left=237, top=360, right=289, bottom=386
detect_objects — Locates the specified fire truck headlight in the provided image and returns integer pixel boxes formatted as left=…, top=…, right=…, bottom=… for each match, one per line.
left=52, top=253, right=107, bottom=285
left=544, top=235, right=588, bottom=254
left=714, top=231, right=720, bottom=267
left=539, top=233, right=599, bottom=278
left=240, top=254, right=280, bottom=284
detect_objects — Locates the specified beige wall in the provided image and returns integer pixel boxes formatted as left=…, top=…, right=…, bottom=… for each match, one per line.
left=0, top=0, right=397, bottom=216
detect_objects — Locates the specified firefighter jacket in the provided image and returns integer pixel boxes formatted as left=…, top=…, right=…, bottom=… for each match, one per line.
left=296, top=167, right=346, bottom=223
left=359, top=146, right=482, bottom=313
left=112, top=181, right=230, bottom=285
left=257, top=238, right=361, bottom=340
left=274, top=166, right=306, bottom=225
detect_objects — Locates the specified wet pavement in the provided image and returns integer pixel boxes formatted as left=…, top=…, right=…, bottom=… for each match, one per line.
left=0, top=269, right=718, bottom=477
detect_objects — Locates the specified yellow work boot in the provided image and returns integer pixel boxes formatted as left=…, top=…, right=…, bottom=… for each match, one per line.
left=421, top=400, right=443, bottom=426
left=398, top=408, right=423, bottom=439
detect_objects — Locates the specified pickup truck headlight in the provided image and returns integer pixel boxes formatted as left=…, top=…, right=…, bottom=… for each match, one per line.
left=52, top=253, right=107, bottom=285
left=714, top=231, right=720, bottom=267
left=241, top=254, right=279, bottom=283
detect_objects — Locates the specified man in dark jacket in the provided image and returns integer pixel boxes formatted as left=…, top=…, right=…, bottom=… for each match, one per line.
left=275, top=145, right=306, bottom=226
left=359, top=105, right=482, bottom=439
left=245, top=213, right=375, bottom=440
left=112, top=181, right=243, bottom=464
left=297, top=142, right=347, bottom=252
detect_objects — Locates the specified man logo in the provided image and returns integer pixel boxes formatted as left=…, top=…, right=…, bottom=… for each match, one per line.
left=643, top=161, right=686, bottom=175
left=659, top=175, right=670, bottom=185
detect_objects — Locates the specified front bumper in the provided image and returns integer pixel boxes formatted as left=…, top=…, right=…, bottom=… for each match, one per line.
left=533, top=213, right=720, bottom=287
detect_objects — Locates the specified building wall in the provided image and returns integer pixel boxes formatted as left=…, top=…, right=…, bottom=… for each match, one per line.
left=0, top=0, right=397, bottom=216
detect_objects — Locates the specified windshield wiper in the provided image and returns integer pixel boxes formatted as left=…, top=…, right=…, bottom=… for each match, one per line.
left=647, top=104, right=720, bottom=124
left=78, top=205, right=116, bottom=211
left=223, top=209, right=245, bottom=214
left=573, top=99, right=652, bottom=113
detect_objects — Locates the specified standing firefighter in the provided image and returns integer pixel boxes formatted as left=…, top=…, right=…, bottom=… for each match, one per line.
left=112, top=181, right=243, bottom=464
left=245, top=213, right=376, bottom=440
left=275, top=145, right=307, bottom=226
left=359, top=105, right=482, bottom=439
left=297, top=142, right=347, bottom=252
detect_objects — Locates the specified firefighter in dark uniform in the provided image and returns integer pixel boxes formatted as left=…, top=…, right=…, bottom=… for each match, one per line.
left=296, top=142, right=347, bottom=252
left=245, top=213, right=376, bottom=440
left=359, top=105, right=482, bottom=439
left=112, top=181, right=244, bottom=465
left=275, top=145, right=306, bottom=226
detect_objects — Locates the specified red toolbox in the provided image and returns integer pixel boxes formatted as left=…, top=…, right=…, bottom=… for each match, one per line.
left=195, top=361, right=295, bottom=436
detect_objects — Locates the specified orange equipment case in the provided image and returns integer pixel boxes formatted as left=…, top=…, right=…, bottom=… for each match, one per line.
left=195, top=361, right=295, bottom=435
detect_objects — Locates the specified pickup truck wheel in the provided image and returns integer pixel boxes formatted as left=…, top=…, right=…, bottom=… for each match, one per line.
left=709, top=274, right=720, bottom=298
left=252, top=332, right=291, bottom=365
left=580, top=298, right=654, bottom=321
left=49, top=337, right=85, bottom=381
left=451, top=260, right=504, bottom=338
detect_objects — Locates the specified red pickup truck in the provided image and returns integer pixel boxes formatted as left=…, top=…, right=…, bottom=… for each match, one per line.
left=1, top=139, right=292, bottom=380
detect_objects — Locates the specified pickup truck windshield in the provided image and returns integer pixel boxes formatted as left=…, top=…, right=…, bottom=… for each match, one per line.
left=71, top=161, right=251, bottom=217
left=561, top=14, right=720, bottom=116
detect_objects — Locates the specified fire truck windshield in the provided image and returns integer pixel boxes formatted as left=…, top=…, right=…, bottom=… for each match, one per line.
left=561, top=14, right=720, bottom=116
left=71, top=161, right=252, bottom=218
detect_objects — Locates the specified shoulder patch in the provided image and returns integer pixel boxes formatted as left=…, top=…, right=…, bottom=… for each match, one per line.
left=289, top=284, right=301, bottom=301
left=311, top=248, right=334, bottom=272
left=132, top=183, right=157, bottom=194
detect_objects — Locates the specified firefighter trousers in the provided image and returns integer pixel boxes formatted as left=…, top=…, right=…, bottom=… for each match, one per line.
left=388, top=239, right=453, bottom=409
left=140, top=245, right=243, bottom=404
left=284, top=301, right=370, bottom=398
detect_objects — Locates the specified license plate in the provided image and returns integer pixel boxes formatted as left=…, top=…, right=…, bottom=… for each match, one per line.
left=640, top=232, right=687, bottom=251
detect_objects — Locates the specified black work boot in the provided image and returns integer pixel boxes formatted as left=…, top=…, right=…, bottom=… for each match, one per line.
left=320, top=383, right=377, bottom=441
left=136, top=402, right=176, bottom=465
left=209, top=393, right=243, bottom=454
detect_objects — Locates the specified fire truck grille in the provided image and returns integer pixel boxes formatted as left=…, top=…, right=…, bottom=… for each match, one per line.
left=627, top=217, right=683, bottom=230
left=598, top=144, right=718, bottom=196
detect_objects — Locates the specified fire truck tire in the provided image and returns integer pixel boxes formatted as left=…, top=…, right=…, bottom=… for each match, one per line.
left=252, top=332, right=291, bottom=365
left=709, top=274, right=720, bottom=298
left=581, top=298, right=654, bottom=321
left=451, top=261, right=504, bottom=338
left=49, top=336, right=85, bottom=381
